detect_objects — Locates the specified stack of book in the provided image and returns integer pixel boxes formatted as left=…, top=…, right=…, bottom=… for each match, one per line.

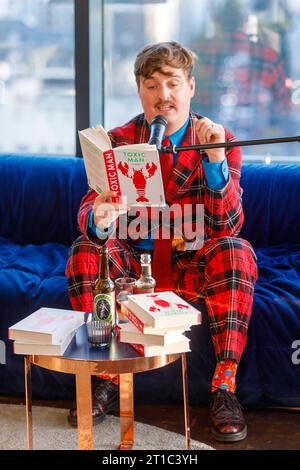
left=118, top=291, right=201, bottom=357
left=9, top=307, right=86, bottom=356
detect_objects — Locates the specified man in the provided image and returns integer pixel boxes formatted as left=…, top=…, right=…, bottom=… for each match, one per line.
left=66, top=42, right=258, bottom=442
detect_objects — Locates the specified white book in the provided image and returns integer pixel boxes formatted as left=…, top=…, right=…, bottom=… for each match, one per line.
left=119, top=321, right=188, bottom=347
left=8, top=307, right=85, bottom=344
left=127, top=291, right=201, bottom=329
left=13, top=330, right=76, bottom=356
left=130, top=336, right=190, bottom=357
left=120, top=301, right=194, bottom=334
left=79, top=125, right=166, bottom=207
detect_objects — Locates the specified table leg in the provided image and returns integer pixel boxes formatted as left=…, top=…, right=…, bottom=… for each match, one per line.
left=181, top=353, right=191, bottom=450
left=24, top=356, right=33, bottom=450
left=75, top=371, right=94, bottom=450
left=119, top=373, right=134, bottom=450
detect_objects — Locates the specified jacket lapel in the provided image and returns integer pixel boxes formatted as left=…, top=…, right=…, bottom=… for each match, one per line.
left=165, top=114, right=203, bottom=204
left=134, top=113, right=203, bottom=205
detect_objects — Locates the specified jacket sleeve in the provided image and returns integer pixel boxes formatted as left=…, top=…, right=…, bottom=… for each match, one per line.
left=77, top=189, right=102, bottom=244
left=204, top=128, right=244, bottom=238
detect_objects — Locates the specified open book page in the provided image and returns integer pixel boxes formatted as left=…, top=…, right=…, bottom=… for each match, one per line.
left=78, top=129, right=110, bottom=194
left=95, top=124, right=112, bottom=148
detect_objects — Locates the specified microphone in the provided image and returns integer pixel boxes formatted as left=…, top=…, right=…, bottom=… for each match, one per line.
left=148, top=115, right=168, bottom=150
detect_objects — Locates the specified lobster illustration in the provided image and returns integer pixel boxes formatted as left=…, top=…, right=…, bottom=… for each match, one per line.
left=146, top=294, right=189, bottom=313
left=117, top=161, right=157, bottom=202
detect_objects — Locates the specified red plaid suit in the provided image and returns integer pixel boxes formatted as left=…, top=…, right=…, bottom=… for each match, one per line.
left=66, top=112, right=258, bottom=363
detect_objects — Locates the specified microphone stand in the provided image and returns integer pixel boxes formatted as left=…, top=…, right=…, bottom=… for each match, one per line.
left=161, top=134, right=300, bottom=154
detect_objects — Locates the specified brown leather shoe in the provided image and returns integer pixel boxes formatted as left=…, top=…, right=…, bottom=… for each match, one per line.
left=68, top=378, right=119, bottom=427
left=209, top=389, right=247, bottom=442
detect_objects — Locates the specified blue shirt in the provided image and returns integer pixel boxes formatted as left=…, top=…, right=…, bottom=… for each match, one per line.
left=88, top=118, right=229, bottom=242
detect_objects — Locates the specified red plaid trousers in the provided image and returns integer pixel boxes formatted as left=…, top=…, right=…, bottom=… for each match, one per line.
left=66, top=234, right=257, bottom=364
left=66, top=112, right=258, bottom=364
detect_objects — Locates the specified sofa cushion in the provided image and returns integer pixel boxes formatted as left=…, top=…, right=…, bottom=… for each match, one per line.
left=2, top=235, right=300, bottom=407
left=0, top=236, right=73, bottom=397
left=239, top=242, right=300, bottom=406
left=0, top=155, right=87, bottom=246
left=240, top=164, right=300, bottom=247
left=136, top=243, right=300, bottom=407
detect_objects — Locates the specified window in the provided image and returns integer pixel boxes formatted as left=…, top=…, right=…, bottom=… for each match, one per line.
left=103, top=0, right=300, bottom=163
left=0, top=0, right=75, bottom=155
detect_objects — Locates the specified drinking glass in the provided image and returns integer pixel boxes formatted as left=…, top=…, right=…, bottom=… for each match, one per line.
left=86, top=320, right=112, bottom=349
left=115, top=277, right=136, bottom=320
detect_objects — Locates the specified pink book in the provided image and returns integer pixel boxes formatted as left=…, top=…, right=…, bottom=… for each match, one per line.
left=8, top=307, right=85, bottom=344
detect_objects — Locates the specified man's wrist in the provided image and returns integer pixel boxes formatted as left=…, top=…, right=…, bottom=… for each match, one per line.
left=88, top=210, right=115, bottom=239
left=206, top=152, right=226, bottom=163
left=202, top=156, right=229, bottom=190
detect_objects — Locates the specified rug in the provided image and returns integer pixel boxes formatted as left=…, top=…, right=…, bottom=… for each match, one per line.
left=0, top=404, right=214, bottom=450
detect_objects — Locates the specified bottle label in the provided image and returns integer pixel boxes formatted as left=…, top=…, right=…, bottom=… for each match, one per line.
left=93, top=293, right=115, bottom=323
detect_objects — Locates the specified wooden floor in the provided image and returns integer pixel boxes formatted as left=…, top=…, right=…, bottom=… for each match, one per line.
left=1, top=396, right=300, bottom=450
left=135, top=404, right=300, bottom=450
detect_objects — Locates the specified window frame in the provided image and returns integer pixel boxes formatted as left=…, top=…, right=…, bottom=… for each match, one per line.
left=75, top=0, right=105, bottom=156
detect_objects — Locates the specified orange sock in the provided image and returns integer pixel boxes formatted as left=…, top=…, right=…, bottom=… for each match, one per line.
left=211, top=359, right=237, bottom=393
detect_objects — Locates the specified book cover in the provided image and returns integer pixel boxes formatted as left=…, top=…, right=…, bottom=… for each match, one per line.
left=129, top=336, right=190, bottom=357
left=13, top=329, right=76, bottom=356
left=8, top=307, right=85, bottom=344
left=127, top=292, right=201, bottom=329
left=79, top=125, right=166, bottom=207
left=120, top=301, right=188, bottom=334
left=119, top=321, right=188, bottom=347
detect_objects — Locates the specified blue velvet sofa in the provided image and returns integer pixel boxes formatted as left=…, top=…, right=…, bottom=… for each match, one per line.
left=1, top=154, right=300, bottom=407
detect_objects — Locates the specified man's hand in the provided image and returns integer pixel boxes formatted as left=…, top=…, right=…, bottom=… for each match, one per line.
left=193, top=117, right=226, bottom=162
left=93, top=190, right=129, bottom=231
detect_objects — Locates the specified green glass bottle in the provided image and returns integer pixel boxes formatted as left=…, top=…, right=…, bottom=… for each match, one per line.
left=93, top=246, right=115, bottom=326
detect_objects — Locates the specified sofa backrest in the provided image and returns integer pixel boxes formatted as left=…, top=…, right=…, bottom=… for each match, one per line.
left=240, top=163, right=300, bottom=247
left=0, top=155, right=299, bottom=248
left=0, top=155, right=88, bottom=246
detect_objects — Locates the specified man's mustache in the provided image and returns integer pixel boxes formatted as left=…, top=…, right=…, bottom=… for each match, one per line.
left=155, top=101, right=175, bottom=108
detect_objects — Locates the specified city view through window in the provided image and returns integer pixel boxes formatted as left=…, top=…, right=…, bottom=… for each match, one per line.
left=0, top=0, right=75, bottom=155
left=104, top=0, right=300, bottom=162
left=0, top=0, right=300, bottom=161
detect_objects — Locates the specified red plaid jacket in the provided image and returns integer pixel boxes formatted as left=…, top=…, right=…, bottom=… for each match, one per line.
left=78, top=112, right=244, bottom=245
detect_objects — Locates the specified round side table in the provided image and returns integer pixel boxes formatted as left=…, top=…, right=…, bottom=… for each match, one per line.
left=24, top=324, right=190, bottom=450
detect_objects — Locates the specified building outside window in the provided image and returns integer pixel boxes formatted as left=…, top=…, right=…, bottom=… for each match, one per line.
left=0, top=0, right=75, bottom=155
left=104, top=0, right=300, bottom=163
left=1, top=0, right=299, bottom=162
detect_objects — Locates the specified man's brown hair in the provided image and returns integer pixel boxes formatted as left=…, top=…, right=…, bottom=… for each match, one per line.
left=134, top=41, right=197, bottom=88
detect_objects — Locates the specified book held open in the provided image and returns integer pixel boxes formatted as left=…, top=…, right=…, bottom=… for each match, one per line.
left=79, top=125, right=166, bottom=207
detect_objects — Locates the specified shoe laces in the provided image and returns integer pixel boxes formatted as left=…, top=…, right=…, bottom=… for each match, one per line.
left=210, top=390, right=243, bottom=417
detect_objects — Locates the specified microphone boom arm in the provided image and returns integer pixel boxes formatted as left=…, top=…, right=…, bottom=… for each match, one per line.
left=161, top=135, right=300, bottom=154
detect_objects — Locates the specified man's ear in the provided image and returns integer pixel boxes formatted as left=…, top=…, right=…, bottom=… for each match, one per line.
left=190, top=76, right=195, bottom=97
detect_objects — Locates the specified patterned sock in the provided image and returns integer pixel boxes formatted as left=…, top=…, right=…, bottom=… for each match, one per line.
left=211, top=359, right=238, bottom=393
